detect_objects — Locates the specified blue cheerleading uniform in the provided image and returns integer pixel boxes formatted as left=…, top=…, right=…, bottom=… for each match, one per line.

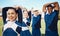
left=32, top=14, right=41, bottom=36
left=2, top=7, right=22, bottom=36
left=44, top=10, right=59, bottom=36
left=20, top=23, right=31, bottom=36
left=17, top=18, right=32, bottom=36
left=3, top=21, right=22, bottom=36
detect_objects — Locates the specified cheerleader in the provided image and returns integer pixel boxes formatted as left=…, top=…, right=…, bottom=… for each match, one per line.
left=43, top=2, right=59, bottom=36
left=19, top=9, right=32, bottom=36
left=2, top=7, right=22, bottom=36
left=32, top=9, right=41, bottom=36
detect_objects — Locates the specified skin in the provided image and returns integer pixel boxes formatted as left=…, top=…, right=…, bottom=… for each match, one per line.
left=23, top=10, right=29, bottom=18
left=43, top=2, right=59, bottom=13
left=47, top=6, right=53, bottom=14
left=33, top=10, right=39, bottom=16
left=7, top=9, right=18, bottom=22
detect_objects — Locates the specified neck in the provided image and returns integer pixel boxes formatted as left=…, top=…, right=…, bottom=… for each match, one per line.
left=8, top=20, right=16, bottom=22
left=48, top=10, right=52, bottom=14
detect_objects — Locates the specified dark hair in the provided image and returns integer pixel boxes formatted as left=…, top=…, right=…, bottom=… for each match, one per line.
left=7, top=7, right=18, bottom=13
left=33, top=10, right=38, bottom=12
left=2, top=7, right=18, bottom=24
left=47, top=4, right=54, bottom=9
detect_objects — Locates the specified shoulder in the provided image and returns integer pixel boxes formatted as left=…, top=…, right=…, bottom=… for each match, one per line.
left=53, top=10, right=59, bottom=14
left=15, top=21, right=21, bottom=26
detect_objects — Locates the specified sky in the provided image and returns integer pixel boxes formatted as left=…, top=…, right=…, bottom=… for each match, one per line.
left=0, top=0, right=60, bottom=18
left=0, top=0, right=60, bottom=10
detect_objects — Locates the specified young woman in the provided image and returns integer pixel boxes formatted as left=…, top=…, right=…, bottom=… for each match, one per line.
left=43, top=2, right=59, bottom=36
left=18, top=9, right=32, bottom=36
left=32, top=10, right=41, bottom=36
left=2, top=7, right=22, bottom=36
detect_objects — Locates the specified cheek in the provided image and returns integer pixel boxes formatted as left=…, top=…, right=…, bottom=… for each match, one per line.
left=24, top=13, right=28, bottom=16
left=26, top=14, right=28, bottom=17
left=7, top=15, right=10, bottom=19
left=12, top=14, right=17, bottom=18
left=8, top=14, right=16, bottom=19
left=34, top=13, right=37, bottom=15
left=23, top=14, right=28, bottom=18
left=49, top=7, right=52, bottom=10
left=26, top=14, right=28, bottom=16
left=24, top=14, right=27, bottom=17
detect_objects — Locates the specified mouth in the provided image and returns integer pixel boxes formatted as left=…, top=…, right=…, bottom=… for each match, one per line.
left=9, top=17, right=14, bottom=19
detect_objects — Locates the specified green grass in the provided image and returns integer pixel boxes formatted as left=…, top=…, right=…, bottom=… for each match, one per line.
left=0, top=19, right=60, bottom=36
left=0, top=19, right=3, bottom=36
left=58, top=20, right=60, bottom=36
left=29, top=19, right=60, bottom=36
left=40, top=19, right=60, bottom=36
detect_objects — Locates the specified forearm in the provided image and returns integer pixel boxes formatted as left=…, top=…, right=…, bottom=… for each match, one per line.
left=43, top=3, right=51, bottom=12
left=49, top=2, right=59, bottom=10
left=43, top=5, right=46, bottom=12
left=53, top=2, right=59, bottom=10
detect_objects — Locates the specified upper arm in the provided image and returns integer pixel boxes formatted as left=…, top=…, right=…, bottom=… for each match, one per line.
left=43, top=5, right=47, bottom=12
left=53, top=2, right=59, bottom=11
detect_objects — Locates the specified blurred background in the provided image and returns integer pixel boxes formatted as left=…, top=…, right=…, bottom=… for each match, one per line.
left=0, top=0, right=60, bottom=36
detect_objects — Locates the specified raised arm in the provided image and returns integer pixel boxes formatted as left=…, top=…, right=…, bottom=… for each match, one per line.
left=42, top=3, right=51, bottom=12
left=42, top=2, right=59, bottom=12
left=52, top=2, right=59, bottom=11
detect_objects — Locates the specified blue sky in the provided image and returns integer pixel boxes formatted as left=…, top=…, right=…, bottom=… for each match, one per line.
left=0, top=0, right=60, bottom=18
left=0, top=0, right=60, bottom=10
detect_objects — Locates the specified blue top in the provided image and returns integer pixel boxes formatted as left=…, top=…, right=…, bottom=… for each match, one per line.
left=3, top=21, right=20, bottom=36
left=44, top=10, right=58, bottom=31
left=17, top=18, right=30, bottom=27
left=32, top=14, right=41, bottom=29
